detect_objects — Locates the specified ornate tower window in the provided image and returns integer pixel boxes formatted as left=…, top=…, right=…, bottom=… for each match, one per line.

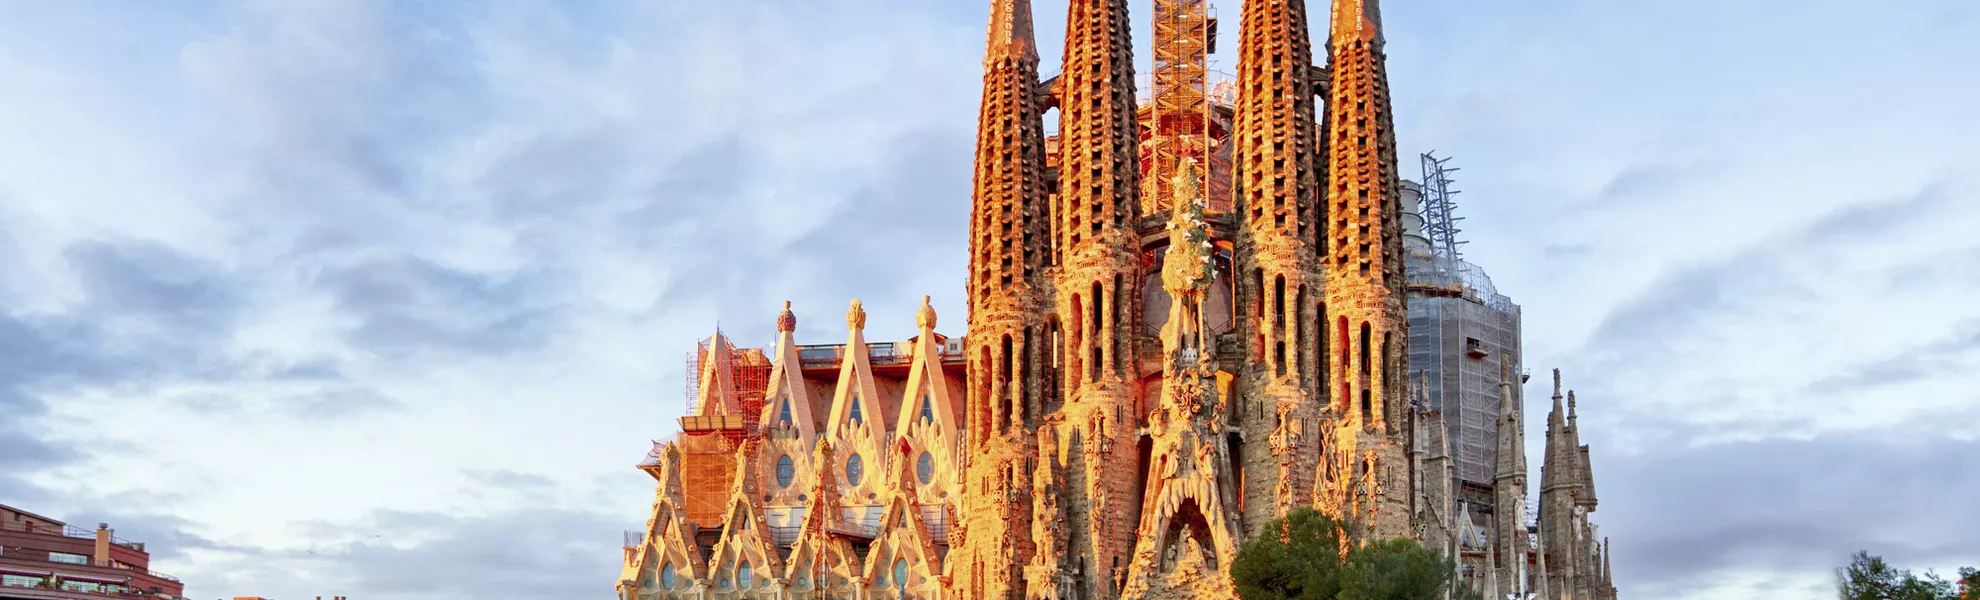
left=776, top=455, right=795, bottom=488
left=917, top=451, right=935, bottom=484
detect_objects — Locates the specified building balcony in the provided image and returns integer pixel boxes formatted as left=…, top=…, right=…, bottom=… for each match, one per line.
left=0, top=552, right=182, bottom=597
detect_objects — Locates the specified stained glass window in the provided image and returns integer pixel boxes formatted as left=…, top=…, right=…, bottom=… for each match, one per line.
left=846, top=453, right=865, bottom=486
left=776, top=455, right=796, bottom=488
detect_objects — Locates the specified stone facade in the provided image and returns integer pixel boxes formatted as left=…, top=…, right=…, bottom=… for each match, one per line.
left=614, top=1, right=1622, bottom=599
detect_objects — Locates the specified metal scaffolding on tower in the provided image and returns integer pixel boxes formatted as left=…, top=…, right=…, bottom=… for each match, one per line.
left=1420, top=152, right=1466, bottom=262
left=1145, top=0, right=1218, bottom=214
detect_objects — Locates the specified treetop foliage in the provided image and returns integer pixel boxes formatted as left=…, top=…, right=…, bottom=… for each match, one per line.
left=1231, top=508, right=1456, bottom=600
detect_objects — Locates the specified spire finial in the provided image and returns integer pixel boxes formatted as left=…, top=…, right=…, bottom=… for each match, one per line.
left=1568, top=390, right=1578, bottom=422
left=847, top=298, right=867, bottom=331
left=777, top=300, right=797, bottom=333
left=916, top=295, right=938, bottom=330
left=1552, top=368, right=1562, bottom=399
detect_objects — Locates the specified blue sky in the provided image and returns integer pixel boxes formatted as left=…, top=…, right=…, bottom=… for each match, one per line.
left=1, top=1, right=1975, bottom=598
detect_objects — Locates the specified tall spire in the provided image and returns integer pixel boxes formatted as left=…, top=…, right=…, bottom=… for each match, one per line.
left=1323, top=0, right=1411, bottom=540
left=957, top=1, right=1051, bottom=595
left=1491, top=355, right=1530, bottom=597
left=968, top=0, right=1050, bottom=316
left=1231, top=0, right=1327, bottom=536
left=1540, top=370, right=1583, bottom=600
left=1052, top=1, right=1143, bottom=594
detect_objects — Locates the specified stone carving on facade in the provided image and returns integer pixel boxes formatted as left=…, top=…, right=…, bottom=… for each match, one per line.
left=614, top=1, right=1625, bottom=598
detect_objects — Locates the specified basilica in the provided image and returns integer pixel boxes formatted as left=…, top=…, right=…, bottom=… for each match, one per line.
left=616, top=1, right=1617, bottom=598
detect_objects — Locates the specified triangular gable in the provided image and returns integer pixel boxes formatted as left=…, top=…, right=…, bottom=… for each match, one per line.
left=695, top=332, right=740, bottom=416
left=760, top=301, right=820, bottom=446
left=705, top=440, right=783, bottom=590
left=893, top=296, right=961, bottom=462
left=862, top=439, right=944, bottom=585
left=622, top=442, right=709, bottom=594
left=824, top=299, right=890, bottom=475
left=783, top=440, right=863, bottom=596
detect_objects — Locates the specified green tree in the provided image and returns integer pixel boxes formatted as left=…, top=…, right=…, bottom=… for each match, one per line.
left=1232, top=508, right=1458, bottom=600
left=1837, top=550, right=1974, bottom=600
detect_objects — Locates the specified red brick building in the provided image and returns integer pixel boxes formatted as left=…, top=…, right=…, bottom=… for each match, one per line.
left=0, top=504, right=185, bottom=600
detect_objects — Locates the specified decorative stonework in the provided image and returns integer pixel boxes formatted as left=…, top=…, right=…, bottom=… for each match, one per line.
left=617, top=2, right=1620, bottom=600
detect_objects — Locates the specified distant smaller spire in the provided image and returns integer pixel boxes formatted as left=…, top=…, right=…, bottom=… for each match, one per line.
left=1568, top=391, right=1578, bottom=426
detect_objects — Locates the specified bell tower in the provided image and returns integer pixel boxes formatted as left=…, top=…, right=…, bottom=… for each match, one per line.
left=956, top=0, right=1052, bottom=597
left=1051, top=0, right=1146, bottom=594
left=1322, top=0, right=1413, bottom=539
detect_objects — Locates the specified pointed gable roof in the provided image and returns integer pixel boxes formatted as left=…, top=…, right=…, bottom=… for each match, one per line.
left=784, top=440, right=863, bottom=584
left=623, top=442, right=709, bottom=586
left=825, top=299, right=891, bottom=469
left=862, top=438, right=945, bottom=580
left=762, top=301, right=821, bottom=446
left=695, top=331, right=741, bottom=416
left=708, top=440, right=783, bottom=579
left=894, top=296, right=962, bottom=457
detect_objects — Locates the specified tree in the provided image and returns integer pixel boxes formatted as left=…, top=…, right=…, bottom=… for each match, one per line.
left=1837, top=550, right=1976, bottom=600
left=1232, top=508, right=1458, bottom=600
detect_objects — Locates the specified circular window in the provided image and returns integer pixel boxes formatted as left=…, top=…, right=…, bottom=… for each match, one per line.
left=775, top=455, right=795, bottom=488
left=916, top=451, right=935, bottom=484
left=659, top=562, right=675, bottom=589
left=846, top=453, right=865, bottom=486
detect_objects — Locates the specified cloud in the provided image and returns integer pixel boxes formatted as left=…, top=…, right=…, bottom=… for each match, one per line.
left=1804, top=321, right=1980, bottom=395
left=315, top=256, right=569, bottom=360
left=1602, top=432, right=1980, bottom=599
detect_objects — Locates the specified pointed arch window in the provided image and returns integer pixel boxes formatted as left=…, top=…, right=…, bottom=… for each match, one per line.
left=778, top=398, right=794, bottom=429
left=849, top=398, right=864, bottom=426
left=738, top=561, right=753, bottom=589
left=659, top=562, right=675, bottom=589
left=921, top=394, right=935, bottom=423
left=894, top=558, right=910, bottom=596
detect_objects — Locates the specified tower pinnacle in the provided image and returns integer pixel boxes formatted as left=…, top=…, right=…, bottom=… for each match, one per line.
left=1330, top=0, right=1385, bottom=45
left=986, top=0, right=1039, bottom=65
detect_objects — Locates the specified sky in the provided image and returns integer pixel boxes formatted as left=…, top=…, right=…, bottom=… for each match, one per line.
left=0, top=0, right=1975, bottom=598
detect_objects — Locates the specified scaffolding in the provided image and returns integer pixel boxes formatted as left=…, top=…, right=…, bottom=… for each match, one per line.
left=1421, top=152, right=1466, bottom=263
left=1404, top=152, right=1521, bottom=494
left=683, top=335, right=772, bottom=420
left=1143, top=0, right=1220, bottom=214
